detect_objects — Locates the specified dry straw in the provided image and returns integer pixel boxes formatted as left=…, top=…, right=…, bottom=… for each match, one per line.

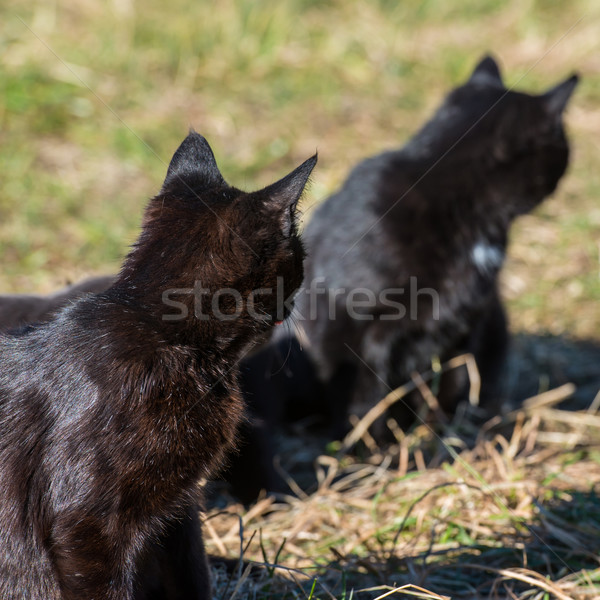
left=204, top=357, right=600, bottom=599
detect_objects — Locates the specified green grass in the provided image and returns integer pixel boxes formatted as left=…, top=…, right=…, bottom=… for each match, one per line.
left=1, top=0, right=598, bottom=337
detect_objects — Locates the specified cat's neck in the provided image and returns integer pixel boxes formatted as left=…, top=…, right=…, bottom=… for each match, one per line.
left=79, top=283, right=255, bottom=365
left=388, top=156, right=515, bottom=249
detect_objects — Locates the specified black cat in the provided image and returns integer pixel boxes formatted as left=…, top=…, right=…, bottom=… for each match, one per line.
left=282, top=55, right=578, bottom=439
left=0, top=275, right=116, bottom=333
left=0, top=131, right=316, bottom=599
left=0, top=276, right=321, bottom=502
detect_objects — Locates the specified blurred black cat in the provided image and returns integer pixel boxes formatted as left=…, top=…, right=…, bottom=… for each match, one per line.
left=281, top=55, right=578, bottom=439
left=0, top=131, right=316, bottom=599
left=0, top=275, right=116, bottom=333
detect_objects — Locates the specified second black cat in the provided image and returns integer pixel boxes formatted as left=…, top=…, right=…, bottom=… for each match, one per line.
left=282, top=55, right=578, bottom=439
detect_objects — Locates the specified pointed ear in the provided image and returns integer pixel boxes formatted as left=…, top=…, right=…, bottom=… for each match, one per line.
left=542, top=74, right=579, bottom=117
left=163, top=130, right=226, bottom=190
left=468, top=54, right=503, bottom=87
left=259, top=153, right=318, bottom=235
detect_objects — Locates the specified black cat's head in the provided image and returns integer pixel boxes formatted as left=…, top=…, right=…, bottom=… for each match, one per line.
left=120, top=131, right=316, bottom=341
left=414, top=54, right=578, bottom=215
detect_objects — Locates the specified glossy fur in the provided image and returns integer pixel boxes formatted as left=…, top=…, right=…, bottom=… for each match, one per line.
left=286, top=56, right=578, bottom=438
left=0, top=131, right=316, bottom=599
left=0, top=275, right=278, bottom=504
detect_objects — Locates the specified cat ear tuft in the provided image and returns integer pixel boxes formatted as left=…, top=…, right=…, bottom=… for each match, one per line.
left=259, top=154, right=318, bottom=235
left=469, top=54, right=503, bottom=87
left=163, top=130, right=226, bottom=190
left=266, top=154, right=318, bottom=211
left=542, top=74, right=579, bottom=117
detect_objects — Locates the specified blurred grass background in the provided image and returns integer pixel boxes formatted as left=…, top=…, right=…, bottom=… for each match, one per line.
left=1, top=0, right=599, bottom=339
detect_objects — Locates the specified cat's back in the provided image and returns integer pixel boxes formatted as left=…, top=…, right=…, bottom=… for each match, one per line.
left=0, top=296, right=140, bottom=455
left=0, top=300, right=96, bottom=380
left=305, top=149, right=413, bottom=237
left=0, top=320, right=74, bottom=599
left=0, top=306, right=94, bottom=461
left=0, top=319, right=57, bottom=399
left=301, top=150, right=420, bottom=290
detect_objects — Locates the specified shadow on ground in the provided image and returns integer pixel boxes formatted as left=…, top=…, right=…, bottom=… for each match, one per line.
left=209, top=331, right=600, bottom=506
left=508, top=333, right=600, bottom=411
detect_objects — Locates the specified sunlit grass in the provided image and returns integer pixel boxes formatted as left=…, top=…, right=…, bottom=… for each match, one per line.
left=1, top=0, right=599, bottom=338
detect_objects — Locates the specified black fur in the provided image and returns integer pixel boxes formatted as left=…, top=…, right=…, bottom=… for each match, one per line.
left=0, top=131, right=316, bottom=599
left=285, top=55, right=578, bottom=439
left=0, top=276, right=282, bottom=504
left=0, top=275, right=116, bottom=333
